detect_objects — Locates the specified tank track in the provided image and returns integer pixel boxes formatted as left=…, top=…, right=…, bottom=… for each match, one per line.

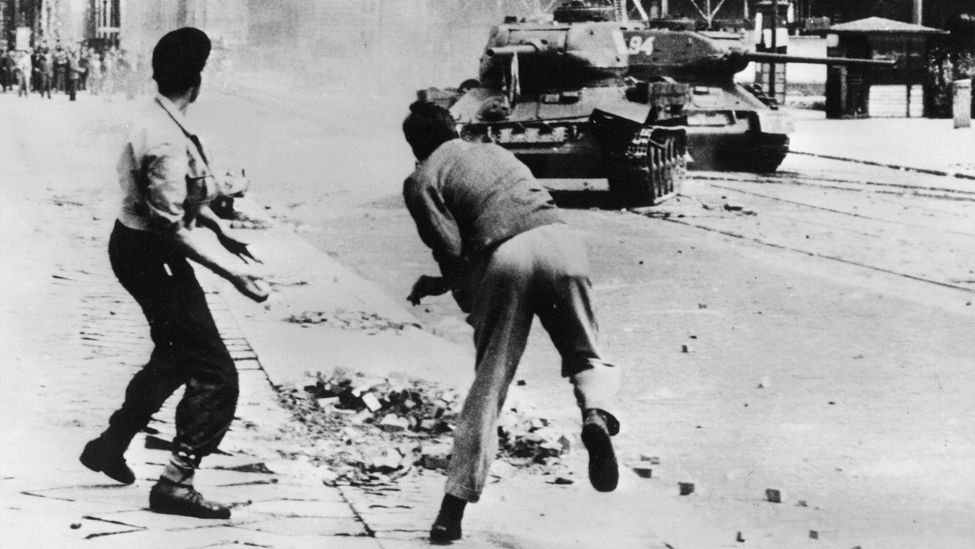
left=741, top=134, right=789, bottom=173
left=605, top=125, right=688, bottom=206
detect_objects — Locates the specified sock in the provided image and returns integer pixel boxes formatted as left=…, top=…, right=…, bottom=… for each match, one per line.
left=437, top=494, right=467, bottom=524
left=159, top=451, right=196, bottom=486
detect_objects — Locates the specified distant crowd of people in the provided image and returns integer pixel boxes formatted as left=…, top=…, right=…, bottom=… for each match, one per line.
left=0, top=44, right=149, bottom=101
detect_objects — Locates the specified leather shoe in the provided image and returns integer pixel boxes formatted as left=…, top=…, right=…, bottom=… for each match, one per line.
left=80, top=437, right=135, bottom=485
left=581, top=408, right=619, bottom=492
left=149, top=480, right=231, bottom=519
left=429, top=515, right=462, bottom=544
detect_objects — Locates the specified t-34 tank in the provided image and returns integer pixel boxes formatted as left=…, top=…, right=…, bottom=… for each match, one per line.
left=621, top=19, right=892, bottom=172
left=419, top=0, right=888, bottom=204
left=420, top=0, right=690, bottom=206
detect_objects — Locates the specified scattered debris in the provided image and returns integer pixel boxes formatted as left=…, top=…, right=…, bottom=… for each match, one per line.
left=736, top=531, right=745, bottom=543
left=679, top=482, right=695, bottom=495
left=681, top=344, right=690, bottom=353
left=277, top=368, right=572, bottom=487
left=286, top=310, right=421, bottom=332
left=809, top=530, right=819, bottom=540
left=631, top=464, right=653, bottom=478
left=765, top=488, right=783, bottom=503
left=70, top=523, right=82, bottom=530
left=214, top=462, right=275, bottom=474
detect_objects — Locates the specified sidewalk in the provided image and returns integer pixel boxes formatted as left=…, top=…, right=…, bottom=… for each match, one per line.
left=785, top=108, right=975, bottom=179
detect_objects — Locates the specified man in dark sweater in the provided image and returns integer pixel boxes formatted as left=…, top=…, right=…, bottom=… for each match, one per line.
left=402, top=101, right=622, bottom=543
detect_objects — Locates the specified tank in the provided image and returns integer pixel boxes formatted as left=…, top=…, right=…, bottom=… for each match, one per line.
left=418, top=0, right=890, bottom=204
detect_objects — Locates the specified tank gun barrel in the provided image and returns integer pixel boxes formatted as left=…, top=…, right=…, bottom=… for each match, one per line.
left=486, top=44, right=541, bottom=57
left=742, top=52, right=895, bottom=67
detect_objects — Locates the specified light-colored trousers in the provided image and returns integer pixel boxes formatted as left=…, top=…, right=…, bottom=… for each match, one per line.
left=445, top=223, right=621, bottom=502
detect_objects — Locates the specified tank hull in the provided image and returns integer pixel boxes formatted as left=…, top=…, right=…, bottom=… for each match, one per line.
left=450, top=82, right=791, bottom=176
left=451, top=86, right=687, bottom=205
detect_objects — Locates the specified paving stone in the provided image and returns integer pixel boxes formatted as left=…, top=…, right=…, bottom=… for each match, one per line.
left=190, top=468, right=280, bottom=487
left=88, top=508, right=238, bottom=531
left=83, top=524, right=315, bottom=549
left=236, top=516, right=368, bottom=537
left=203, top=481, right=347, bottom=504
left=242, top=498, right=357, bottom=518
left=25, top=484, right=152, bottom=511
left=0, top=508, right=110, bottom=547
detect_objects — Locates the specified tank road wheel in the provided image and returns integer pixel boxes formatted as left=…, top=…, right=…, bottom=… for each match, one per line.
left=606, top=126, right=688, bottom=207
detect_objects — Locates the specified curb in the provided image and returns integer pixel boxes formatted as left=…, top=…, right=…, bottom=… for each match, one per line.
left=790, top=150, right=975, bottom=180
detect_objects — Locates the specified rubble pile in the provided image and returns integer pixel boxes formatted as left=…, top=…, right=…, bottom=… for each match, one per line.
left=285, top=310, right=422, bottom=332
left=276, top=368, right=572, bottom=486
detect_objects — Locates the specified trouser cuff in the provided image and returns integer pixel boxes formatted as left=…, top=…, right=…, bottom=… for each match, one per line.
left=160, top=450, right=199, bottom=486
left=444, top=479, right=480, bottom=504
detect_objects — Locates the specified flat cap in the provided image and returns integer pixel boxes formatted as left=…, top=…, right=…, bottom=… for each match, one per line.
left=152, top=27, right=211, bottom=81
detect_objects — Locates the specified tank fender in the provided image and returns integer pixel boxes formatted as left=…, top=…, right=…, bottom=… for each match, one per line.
left=753, top=109, right=794, bottom=135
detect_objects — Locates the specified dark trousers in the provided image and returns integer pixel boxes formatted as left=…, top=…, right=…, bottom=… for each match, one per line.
left=105, top=221, right=238, bottom=462
left=54, top=65, right=66, bottom=91
left=40, top=74, right=51, bottom=98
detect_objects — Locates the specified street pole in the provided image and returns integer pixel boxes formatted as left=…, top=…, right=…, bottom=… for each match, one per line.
left=913, top=0, right=922, bottom=25
left=769, top=0, right=778, bottom=101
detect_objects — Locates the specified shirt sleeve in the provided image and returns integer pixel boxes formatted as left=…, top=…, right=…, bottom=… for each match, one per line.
left=143, top=142, right=189, bottom=231
left=402, top=175, right=466, bottom=280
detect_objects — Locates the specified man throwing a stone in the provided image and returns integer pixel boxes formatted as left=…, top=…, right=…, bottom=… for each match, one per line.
left=401, top=101, right=622, bottom=543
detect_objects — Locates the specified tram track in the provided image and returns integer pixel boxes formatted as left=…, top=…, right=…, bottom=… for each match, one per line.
left=692, top=172, right=975, bottom=203
left=626, top=169, right=975, bottom=297
left=702, top=182, right=975, bottom=239
left=649, top=213, right=975, bottom=295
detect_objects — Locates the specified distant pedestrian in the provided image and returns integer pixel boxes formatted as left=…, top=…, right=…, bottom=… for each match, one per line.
left=80, top=27, right=269, bottom=520
left=102, top=49, right=117, bottom=99
left=0, top=49, right=13, bottom=92
left=78, top=48, right=91, bottom=91
left=14, top=51, right=31, bottom=97
left=67, top=49, right=80, bottom=101
left=39, top=50, right=53, bottom=99
left=30, top=48, right=43, bottom=92
left=53, top=45, right=68, bottom=92
left=401, top=101, right=622, bottom=543
left=88, top=51, right=102, bottom=95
